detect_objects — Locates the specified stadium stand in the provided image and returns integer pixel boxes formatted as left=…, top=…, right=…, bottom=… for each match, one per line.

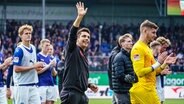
left=0, top=20, right=184, bottom=72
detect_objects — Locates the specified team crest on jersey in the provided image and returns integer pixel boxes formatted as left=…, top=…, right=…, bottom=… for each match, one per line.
left=13, top=57, right=19, bottom=63
left=133, top=54, right=140, bottom=61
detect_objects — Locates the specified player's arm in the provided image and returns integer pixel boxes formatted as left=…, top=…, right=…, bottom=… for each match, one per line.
left=131, top=48, right=170, bottom=77
left=0, top=64, right=4, bottom=69
left=52, top=58, right=58, bottom=76
left=156, top=63, right=167, bottom=75
left=155, top=52, right=168, bottom=75
left=37, top=63, right=54, bottom=74
left=52, top=58, right=60, bottom=76
left=73, top=2, right=87, bottom=27
left=13, top=47, right=33, bottom=72
left=14, top=62, right=43, bottom=73
left=37, top=65, right=50, bottom=74
left=6, top=65, right=13, bottom=99
left=131, top=48, right=153, bottom=77
left=156, top=68, right=162, bottom=75
left=156, top=53, right=176, bottom=75
left=66, top=2, right=88, bottom=52
left=6, top=65, right=13, bottom=89
left=0, top=57, right=12, bottom=71
left=52, top=68, right=57, bottom=76
left=36, top=54, right=53, bottom=74
left=157, top=65, right=172, bottom=75
left=13, top=47, right=43, bottom=73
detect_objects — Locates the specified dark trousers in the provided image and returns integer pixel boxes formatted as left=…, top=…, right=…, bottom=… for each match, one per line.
left=114, top=92, right=131, bottom=104
left=60, top=90, right=88, bottom=104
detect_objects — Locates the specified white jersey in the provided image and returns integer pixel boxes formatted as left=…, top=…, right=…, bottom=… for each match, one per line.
left=13, top=44, right=38, bottom=85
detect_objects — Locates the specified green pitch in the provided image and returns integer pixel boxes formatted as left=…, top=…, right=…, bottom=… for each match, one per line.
left=89, top=99, right=184, bottom=104
left=8, top=99, right=184, bottom=104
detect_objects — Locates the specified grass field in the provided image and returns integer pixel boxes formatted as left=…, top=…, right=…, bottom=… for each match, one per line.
left=89, top=99, right=184, bottom=104
left=8, top=99, right=184, bottom=104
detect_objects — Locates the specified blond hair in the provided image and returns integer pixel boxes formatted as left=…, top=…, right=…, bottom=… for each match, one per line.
left=140, top=20, right=159, bottom=32
left=118, top=33, right=133, bottom=45
left=17, top=42, right=22, bottom=46
left=156, top=37, right=171, bottom=46
left=18, top=24, right=33, bottom=37
left=39, top=39, right=50, bottom=48
left=150, top=40, right=161, bottom=49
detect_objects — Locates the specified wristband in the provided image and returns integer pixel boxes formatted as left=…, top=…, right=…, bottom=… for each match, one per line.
left=160, top=63, right=167, bottom=70
left=151, top=61, right=161, bottom=71
left=151, top=66, right=154, bottom=72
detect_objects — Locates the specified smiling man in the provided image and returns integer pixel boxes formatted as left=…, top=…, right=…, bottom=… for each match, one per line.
left=60, top=2, right=98, bottom=104
left=112, top=33, right=137, bottom=104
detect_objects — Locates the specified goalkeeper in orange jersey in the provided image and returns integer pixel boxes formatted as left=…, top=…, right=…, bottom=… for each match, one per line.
left=129, top=20, right=177, bottom=104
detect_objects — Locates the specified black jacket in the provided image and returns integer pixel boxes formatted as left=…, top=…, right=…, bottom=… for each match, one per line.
left=62, top=26, right=89, bottom=93
left=108, top=46, right=120, bottom=90
left=112, top=48, right=137, bottom=93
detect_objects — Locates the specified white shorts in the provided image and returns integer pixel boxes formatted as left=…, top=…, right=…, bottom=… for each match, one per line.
left=157, top=87, right=165, bottom=101
left=156, top=76, right=165, bottom=101
left=39, top=86, right=57, bottom=102
left=54, top=85, right=59, bottom=100
left=13, top=86, right=41, bottom=104
left=0, top=86, right=7, bottom=104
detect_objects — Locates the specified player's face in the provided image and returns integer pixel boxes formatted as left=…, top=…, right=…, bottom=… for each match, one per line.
left=42, top=42, right=50, bottom=53
left=146, top=28, right=157, bottom=43
left=160, top=43, right=169, bottom=53
left=77, top=31, right=90, bottom=50
left=48, top=46, right=54, bottom=55
left=21, top=29, right=32, bottom=42
left=122, top=37, right=133, bottom=51
left=155, top=45, right=161, bottom=54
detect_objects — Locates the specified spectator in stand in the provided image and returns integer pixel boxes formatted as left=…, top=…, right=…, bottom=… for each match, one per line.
left=0, top=19, right=184, bottom=72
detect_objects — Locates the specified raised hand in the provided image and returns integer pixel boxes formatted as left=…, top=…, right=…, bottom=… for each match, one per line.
left=76, top=2, right=88, bottom=17
left=50, top=59, right=56, bottom=67
left=164, top=53, right=177, bottom=64
left=157, top=51, right=168, bottom=64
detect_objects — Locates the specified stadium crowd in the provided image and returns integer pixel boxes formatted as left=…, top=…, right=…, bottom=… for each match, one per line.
left=0, top=19, right=184, bottom=72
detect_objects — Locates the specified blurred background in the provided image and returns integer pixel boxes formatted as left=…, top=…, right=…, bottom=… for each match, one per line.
left=0, top=0, right=184, bottom=103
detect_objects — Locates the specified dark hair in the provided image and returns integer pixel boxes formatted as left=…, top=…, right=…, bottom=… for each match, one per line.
left=77, top=27, right=90, bottom=36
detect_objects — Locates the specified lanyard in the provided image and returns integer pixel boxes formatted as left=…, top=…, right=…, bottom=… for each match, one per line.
left=80, top=50, right=88, bottom=63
